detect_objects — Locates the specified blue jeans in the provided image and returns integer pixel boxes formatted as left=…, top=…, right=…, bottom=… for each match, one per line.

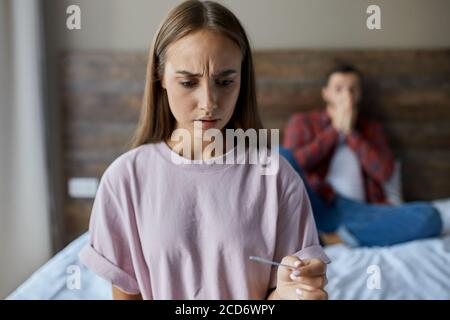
left=277, top=146, right=442, bottom=247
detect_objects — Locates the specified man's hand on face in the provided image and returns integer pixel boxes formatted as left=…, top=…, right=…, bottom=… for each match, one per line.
left=328, top=95, right=357, bottom=135
left=323, top=71, right=362, bottom=135
left=338, top=95, right=357, bottom=134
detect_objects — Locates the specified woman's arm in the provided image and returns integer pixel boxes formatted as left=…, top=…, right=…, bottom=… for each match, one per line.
left=112, top=285, right=143, bottom=300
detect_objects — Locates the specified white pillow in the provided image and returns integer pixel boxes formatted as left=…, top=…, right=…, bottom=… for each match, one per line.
left=383, top=160, right=403, bottom=205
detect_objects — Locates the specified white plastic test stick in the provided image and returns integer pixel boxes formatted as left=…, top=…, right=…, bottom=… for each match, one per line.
left=249, top=256, right=295, bottom=269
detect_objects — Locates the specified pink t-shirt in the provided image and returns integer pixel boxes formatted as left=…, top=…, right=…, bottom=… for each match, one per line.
left=79, top=141, right=330, bottom=299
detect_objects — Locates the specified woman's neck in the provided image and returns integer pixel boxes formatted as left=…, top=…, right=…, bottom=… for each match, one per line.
left=165, top=137, right=230, bottom=160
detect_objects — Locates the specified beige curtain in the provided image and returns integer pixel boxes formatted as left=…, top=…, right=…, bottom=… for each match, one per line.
left=0, top=0, right=51, bottom=298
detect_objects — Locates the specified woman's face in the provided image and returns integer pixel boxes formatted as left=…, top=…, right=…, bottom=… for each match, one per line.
left=162, top=29, right=242, bottom=142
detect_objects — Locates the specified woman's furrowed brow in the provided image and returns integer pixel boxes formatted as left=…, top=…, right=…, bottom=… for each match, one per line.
left=175, top=70, right=203, bottom=77
left=175, top=69, right=237, bottom=77
left=214, top=69, right=237, bottom=77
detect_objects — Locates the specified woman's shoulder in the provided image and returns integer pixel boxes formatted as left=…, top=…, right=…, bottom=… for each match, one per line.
left=100, top=143, right=160, bottom=185
left=270, top=149, right=306, bottom=203
left=277, top=151, right=304, bottom=182
left=248, top=146, right=304, bottom=194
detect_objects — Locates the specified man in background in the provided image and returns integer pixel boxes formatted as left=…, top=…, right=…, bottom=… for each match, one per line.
left=279, top=65, right=450, bottom=247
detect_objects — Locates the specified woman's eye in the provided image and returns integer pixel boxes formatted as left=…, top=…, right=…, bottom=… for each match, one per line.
left=180, top=81, right=196, bottom=88
left=217, top=79, right=234, bottom=87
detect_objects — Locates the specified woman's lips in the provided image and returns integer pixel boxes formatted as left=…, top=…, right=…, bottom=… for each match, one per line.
left=195, top=119, right=219, bottom=129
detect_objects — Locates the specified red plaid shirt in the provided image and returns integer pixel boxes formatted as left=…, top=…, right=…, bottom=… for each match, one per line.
left=283, top=110, right=394, bottom=204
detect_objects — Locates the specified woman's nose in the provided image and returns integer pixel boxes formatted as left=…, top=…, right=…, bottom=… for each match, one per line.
left=199, top=82, right=217, bottom=113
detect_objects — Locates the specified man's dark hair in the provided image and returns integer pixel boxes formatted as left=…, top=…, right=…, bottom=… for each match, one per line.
left=324, top=64, right=363, bottom=86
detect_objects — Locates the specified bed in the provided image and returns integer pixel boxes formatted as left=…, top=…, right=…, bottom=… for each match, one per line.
left=7, top=232, right=450, bottom=300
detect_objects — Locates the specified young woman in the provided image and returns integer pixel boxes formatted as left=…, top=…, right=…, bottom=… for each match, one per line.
left=79, top=0, right=330, bottom=300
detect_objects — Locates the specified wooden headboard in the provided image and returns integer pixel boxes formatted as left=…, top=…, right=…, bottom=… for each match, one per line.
left=60, top=50, right=450, bottom=244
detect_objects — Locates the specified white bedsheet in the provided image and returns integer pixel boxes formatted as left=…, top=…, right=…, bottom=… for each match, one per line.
left=7, top=233, right=111, bottom=300
left=326, top=235, right=450, bottom=299
left=7, top=233, right=450, bottom=300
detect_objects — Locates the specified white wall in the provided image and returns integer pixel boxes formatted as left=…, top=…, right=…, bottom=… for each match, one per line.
left=0, top=0, right=14, bottom=299
left=0, top=0, right=52, bottom=299
left=45, top=0, right=450, bottom=51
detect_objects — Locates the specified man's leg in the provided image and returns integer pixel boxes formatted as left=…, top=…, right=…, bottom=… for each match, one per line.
left=334, top=196, right=443, bottom=247
left=276, top=146, right=442, bottom=247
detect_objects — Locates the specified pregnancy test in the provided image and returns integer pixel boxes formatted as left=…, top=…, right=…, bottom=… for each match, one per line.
left=249, top=256, right=296, bottom=269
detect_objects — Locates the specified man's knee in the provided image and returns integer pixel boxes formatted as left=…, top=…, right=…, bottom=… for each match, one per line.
left=412, top=204, right=442, bottom=237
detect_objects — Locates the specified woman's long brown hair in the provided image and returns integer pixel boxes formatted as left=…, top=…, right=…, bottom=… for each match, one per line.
left=130, top=0, right=264, bottom=149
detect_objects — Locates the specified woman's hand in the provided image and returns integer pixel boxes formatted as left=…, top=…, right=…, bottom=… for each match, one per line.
left=274, top=256, right=328, bottom=300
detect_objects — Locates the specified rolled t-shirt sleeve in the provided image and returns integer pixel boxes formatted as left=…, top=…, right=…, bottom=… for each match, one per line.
left=78, top=173, right=140, bottom=295
left=270, top=175, right=331, bottom=288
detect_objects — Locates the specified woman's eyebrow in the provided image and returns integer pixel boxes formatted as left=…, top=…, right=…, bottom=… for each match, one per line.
left=175, top=69, right=237, bottom=77
left=214, top=69, right=237, bottom=77
left=175, top=70, right=203, bottom=77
